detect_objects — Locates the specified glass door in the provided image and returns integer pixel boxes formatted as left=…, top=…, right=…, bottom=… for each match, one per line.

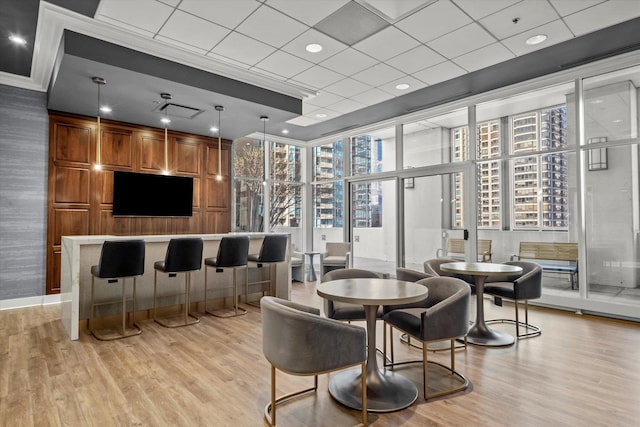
left=349, top=178, right=397, bottom=277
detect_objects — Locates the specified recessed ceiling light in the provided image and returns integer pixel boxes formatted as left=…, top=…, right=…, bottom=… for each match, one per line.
left=161, top=117, right=171, bottom=124
left=306, top=43, right=323, bottom=53
left=282, top=129, right=289, bottom=134
left=210, top=126, right=218, bottom=132
left=100, top=106, right=112, bottom=113
left=525, top=34, right=547, bottom=45
left=315, top=113, right=327, bottom=118
left=9, top=35, right=27, bottom=45
left=395, top=83, right=410, bottom=90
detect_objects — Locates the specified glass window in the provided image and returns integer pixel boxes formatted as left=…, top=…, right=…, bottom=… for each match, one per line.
left=313, top=140, right=343, bottom=181
left=351, top=126, right=395, bottom=175
left=233, top=138, right=264, bottom=179
left=234, top=179, right=264, bottom=232
left=351, top=181, right=382, bottom=228
left=313, top=181, right=343, bottom=228
left=270, top=142, right=301, bottom=182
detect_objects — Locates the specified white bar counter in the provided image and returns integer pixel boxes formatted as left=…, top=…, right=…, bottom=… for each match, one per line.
left=61, top=233, right=291, bottom=340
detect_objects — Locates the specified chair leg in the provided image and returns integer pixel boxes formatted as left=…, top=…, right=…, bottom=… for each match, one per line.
left=90, top=276, right=141, bottom=340
left=206, top=266, right=248, bottom=318
left=154, top=271, right=200, bottom=328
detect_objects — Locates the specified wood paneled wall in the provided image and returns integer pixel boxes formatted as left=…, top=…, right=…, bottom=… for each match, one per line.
left=46, top=113, right=232, bottom=294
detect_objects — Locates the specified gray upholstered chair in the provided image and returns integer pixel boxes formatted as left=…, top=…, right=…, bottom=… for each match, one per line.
left=383, top=276, right=471, bottom=400
left=290, top=247, right=304, bottom=282
left=424, top=257, right=475, bottom=292
left=153, top=237, right=203, bottom=328
left=383, top=268, right=433, bottom=314
left=204, top=236, right=250, bottom=317
left=89, top=239, right=145, bottom=340
left=484, top=261, right=543, bottom=339
left=321, top=268, right=383, bottom=321
left=320, top=242, right=352, bottom=275
left=261, top=296, right=367, bottom=427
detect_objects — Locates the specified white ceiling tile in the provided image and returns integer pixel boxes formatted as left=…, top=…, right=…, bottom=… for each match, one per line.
left=352, top=63, right=405, bottom=86
left=563, top=0, right=640, bottom=37
left=501, top=19, right=573, bottom=56
left=480, top=0, right=561, bottom=40
left=281, top=29, right=348, bottom=63
left=254, top=50, right=314, bottom=78
left=319, top=48, right=378, bottom=76
left=395, top=0, right=472, bottom=43
left=547, top=0, right=605, bottom=17
left=96, top=15, right=156, bottom=38
left=155, top=35, right=208, bottom=55
left=305, top=91, right=344, bottom=107
left=286, top=115, right=321, bottom=126
left=352, top=26, right=420, bottom=61
left=327, top=98, right=367, bottom=114
left=290, top=65, right=345, bottom=89
left=266, top=0, right=349, bottom=26
left=386, top=45, right=446, bottom=74
left=302, top=102, right=321, bottom=115
left=158, top=0, right=181, bottom=7
left=158, top=10, right=230, bottom=50
left=178, top=0, right=261, bottom=29
left=307, top=108, right=342, bottom=120
left=413, top=61, right=467, bottom=85
left=452, top=0, right=521, bottom=20
left=362, top=0, right=436, bottom=20
left=205, top=52, right=252, bottom=69
left=210, top=32, right=276, bottom=66
left=427, top=23, right=496, bottom=58
left=323, top=78, right=372, bottom=98
left=236, top=4, right=308, bottom=48
left=377, top=76, right=427, bottom=96
left=350, top=88, right=395, bottom=105
left=453, top=43, right=515, bottom=72
left=98, top=0, right=174, bottom=34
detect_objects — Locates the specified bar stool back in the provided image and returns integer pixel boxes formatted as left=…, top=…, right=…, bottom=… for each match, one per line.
left=90, top=239, right=145, bottom=340
left=204, top=236, right=250, bottom=317
left=246, top=235, right=288, bottom=306
left=153, top=237, right=203, bottom=328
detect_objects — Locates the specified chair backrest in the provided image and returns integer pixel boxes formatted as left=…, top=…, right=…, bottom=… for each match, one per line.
left=215, top=236, right=250, bottom=268
left=416, top=276, right=471, bottom=341
left=95, top=240, right=145, bottom=278
left=261, top=296, right=366, bottom=374
left=321, top=268, right=381, bottom=282
left=325, top=242, right=351, bottom=257
left=503, top=260, right=543, bottom=300
left=257, top=234, right=288, bottom=263
left=423, top=258, right=458, bottom=277
left=164, top=237, right=203, bottom=272
left=395, top=268, right=433, bottom=282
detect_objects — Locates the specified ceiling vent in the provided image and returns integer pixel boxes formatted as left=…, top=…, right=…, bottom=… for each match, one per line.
left=154, top=102, right=204, bottom=119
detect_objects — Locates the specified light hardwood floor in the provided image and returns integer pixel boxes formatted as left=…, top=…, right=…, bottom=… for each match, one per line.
left=1, top=281, right=639, bottom=426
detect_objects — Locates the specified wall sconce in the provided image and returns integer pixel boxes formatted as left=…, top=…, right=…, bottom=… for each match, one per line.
left=215, top=105, right=224, bottom=181
left=588, top=137, right=608, bottom=171
left=92, top=76, right=106, bottom=171
left=160, top=93, right=172, bottom=175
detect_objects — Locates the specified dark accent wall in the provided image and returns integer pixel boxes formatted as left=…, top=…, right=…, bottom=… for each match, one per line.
left=0, top=84, right=49, bottom=300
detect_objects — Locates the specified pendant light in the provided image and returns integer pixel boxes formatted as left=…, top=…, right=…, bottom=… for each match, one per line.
left=160, top=93, right=171, bottom=175
left=92, top=77, right=106, bottom=171
left=261, top=115, right=268, bottom=186
left=215, top=105, right=224, bottom=181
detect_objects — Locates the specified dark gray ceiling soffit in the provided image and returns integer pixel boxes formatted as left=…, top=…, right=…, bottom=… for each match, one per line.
left=0, top=0, right=39, bottom=77
left=60, top=30, right=302, bottom=116
left=49, top=0, right=100, bottom=18
left=294, top=17, right=640, bottom=141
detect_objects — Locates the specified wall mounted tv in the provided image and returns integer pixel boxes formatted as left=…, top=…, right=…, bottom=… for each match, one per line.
left=112, top=171, right=193, bottom=217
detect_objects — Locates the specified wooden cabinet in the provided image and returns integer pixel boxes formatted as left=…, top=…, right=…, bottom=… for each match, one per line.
left=46, top=113, right=232, bottom=294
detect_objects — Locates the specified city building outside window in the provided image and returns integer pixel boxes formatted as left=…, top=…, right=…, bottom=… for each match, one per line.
left=312, top=141, right=344, bottom=228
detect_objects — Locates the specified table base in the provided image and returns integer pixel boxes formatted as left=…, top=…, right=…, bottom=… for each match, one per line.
left=328, top=367, right=418, bottom=413
left=465, top=323, right=514, bottom=347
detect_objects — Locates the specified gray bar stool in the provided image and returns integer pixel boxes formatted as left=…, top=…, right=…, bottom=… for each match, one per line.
left=89, top=239, right=145, bottom=340
left=204, top=236, right=250, bottom=317
left=246, top=234, right=288, bottom=306
left=153, top=237, right=203, bottom=328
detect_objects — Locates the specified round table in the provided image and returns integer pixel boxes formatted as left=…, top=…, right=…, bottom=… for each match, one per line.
left=440, top=262, right=522, bottom=347
left=317, top=278, right=428, bottom=412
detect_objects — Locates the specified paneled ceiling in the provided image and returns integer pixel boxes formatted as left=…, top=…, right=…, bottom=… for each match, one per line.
left=2, top=0, right=640, bottom=142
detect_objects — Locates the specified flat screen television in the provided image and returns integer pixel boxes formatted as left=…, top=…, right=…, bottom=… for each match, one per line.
left=112, top=171, right=193, bottom=217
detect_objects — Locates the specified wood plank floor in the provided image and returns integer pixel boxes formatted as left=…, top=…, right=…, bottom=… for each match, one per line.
left=1, top=281, right=639, bottom=426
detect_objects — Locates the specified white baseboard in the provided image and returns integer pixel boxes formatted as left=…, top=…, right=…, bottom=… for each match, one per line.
left=0, top=294, right=60, bottom=311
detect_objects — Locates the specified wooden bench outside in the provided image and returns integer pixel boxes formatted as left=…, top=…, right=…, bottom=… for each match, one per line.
left=513, top=242, right=578, bottom=289
left=437, top=238, right=492, bottom=262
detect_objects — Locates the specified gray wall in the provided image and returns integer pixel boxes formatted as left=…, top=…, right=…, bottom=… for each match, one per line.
left=0, top=84, right=48, bottom=300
